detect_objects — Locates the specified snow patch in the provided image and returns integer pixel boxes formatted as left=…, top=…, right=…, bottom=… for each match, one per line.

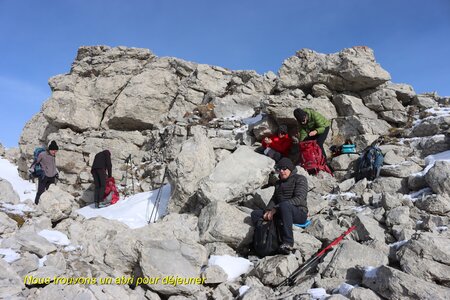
left=364, top=266, right=379, bottom=278
left=208, top=255, right=253, bottom=281
left=403, top=187, right=433, bottom=202
left=0, top=157, right=36, bottom=202
left=0, top=202, right=34, bottom=216
left=38, top=229, right=70, bottom=246
left=38, top=255, right=47, bottom=268
left=0, top=248, right=20, bottom=263
left=76, top=184, right=171, bottom=229
left=389, top=240, right=409, bottom=250
left=307, top=288, right=329, bottom=299
left=239, top=285, right=250, bottom=296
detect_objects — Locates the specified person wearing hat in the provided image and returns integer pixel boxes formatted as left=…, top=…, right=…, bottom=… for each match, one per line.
left=251, top=157, right=308, bottom=254
left=259, top=125, right=293, bottom=162
left=30, top=140, right=59, bottom=205
left=294, top=108, right=331, bottom=159
left=91, top=150, right=112, bottom=208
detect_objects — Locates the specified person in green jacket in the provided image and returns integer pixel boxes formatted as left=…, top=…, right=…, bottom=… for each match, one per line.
left=294, top=108, right=331, bottom=159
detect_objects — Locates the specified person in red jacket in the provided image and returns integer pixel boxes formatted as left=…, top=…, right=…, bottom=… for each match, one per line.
left=102, top=177, right=120, bottom=206
left=260, top=125, right=292, bottom=162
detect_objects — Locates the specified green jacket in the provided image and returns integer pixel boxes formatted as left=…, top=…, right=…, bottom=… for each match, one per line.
left=298, top=108, right=331, bottom=141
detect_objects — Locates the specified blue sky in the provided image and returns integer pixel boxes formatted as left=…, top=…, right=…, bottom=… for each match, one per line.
left=0, top=0, right=449, bottom=148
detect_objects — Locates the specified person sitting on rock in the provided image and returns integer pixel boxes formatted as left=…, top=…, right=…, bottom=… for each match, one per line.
left=30, top=140, right=59, bottom=205
left=91, top=150, right=112, bottom=208
left=251, top=157, right=308, bottom=254
left=258, top=125, right=293, bottom=162
left=294, top=108, right=331, bottom=160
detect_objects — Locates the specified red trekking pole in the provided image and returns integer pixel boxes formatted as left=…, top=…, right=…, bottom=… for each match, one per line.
left=276, top=225, right=356, bottom=288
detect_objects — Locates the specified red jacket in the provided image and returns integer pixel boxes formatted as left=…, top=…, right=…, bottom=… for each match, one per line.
left=262, top=134, right=293, bottom=157
left=104, top=177, right=120, bottom=204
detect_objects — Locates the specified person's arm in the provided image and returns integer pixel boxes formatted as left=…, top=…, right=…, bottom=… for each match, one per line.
left=106, top=156, right=112, bottom=178
left=311, top=111, right=330, bottom=135
left=298, top=128, right=308, bottom=141
left=288, top=175, right=308, bottom=208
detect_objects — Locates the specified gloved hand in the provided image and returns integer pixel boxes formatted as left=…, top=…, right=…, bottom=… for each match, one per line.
left=292, top=136, right=299, bottom=144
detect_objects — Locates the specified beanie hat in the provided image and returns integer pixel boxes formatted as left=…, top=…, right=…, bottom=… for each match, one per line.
left=275, top=157, right=295, bottom=171
left=294, top=108, right=308, bottom=123
left=278, top=125, right=288, bottom=135
left=48, top=140, right=59, bottom=151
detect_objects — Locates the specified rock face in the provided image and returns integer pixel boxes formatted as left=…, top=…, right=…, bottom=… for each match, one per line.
left=4, top=44, right=449, bottom=299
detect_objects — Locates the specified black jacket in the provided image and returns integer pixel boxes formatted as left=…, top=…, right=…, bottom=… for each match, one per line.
left=266, top=170, right=308, bottom=212
left=91, top=150, right=112, bottom=177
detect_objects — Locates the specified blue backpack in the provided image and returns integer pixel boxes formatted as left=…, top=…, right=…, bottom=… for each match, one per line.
left=30, top=147, right=46, bottom=178
left=356, top=146, right=384, bottom=181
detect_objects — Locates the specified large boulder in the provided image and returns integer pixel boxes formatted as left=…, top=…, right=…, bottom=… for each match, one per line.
left=0, top=178, right=20, bottom=204
left=0, top=259, right=25, bottom=298
left=15, top=231, right=57, bottom=257
left=0, top=211, right=18, bottom=235
left=168, top=132, right=216, bottom=213
left=425, top=161, right=450, bottom=195
left=319, top=240, right=388, bottom=282
left=198, top=201, right=253, bottom=250
left=278, top=47, right=390, bottom=92
left=250, top=254, right=299, bottom=286
left=39, top=185, right=76, bottom=222
left=332, top=94, right=378, bottom=119
left=397, top=233, right=450, bottom=287
left=197, top=146, right=274, bottom=204
left=362, top=265, right=450, bottom=300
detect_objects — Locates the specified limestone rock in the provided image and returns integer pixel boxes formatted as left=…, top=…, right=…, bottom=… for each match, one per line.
left=198, top=201, right=253, bottom=250
left=39, top=185, right=75, bottom=222
left=397, top=232, right=450, bottom=287
left=168, top=132, right=216, bottom=213
left=425, top=161, right=450, bottom=195
left=197, top=146, right=274, bottom=204
left=0, top=211, right=18, bottom=235
left=0, top=178, right=20, bottom=204
left=319, top=240, right=388, bottom=282
left=0, top=259, right=25, bottom=298
left=333, top=94, right=378, bottom=119
left=278, top=47, right=390, bottom=92
left=362, top=265, right=450, bottom=300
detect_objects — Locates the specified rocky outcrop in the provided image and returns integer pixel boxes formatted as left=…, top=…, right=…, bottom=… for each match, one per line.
left=2, top=44, right=448, bottom=299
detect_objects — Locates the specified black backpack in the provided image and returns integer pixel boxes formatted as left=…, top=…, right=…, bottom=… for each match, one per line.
left=253, top=219, right=280, bottom=257
left=30, top=147, right=46, bottom=178
left=356, top=146, right=384, bottom=181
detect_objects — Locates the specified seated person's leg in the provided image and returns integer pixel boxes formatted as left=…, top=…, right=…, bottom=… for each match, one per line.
left=251, top=209, right=265, bottom=225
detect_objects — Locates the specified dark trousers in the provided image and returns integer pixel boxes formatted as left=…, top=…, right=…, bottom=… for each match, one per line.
left=304, top=127, right=330, bottom=159
left=255, top=146, right=283, bottom=162
left=34, top=176, right=56, bottom=204
left=91, top=169, right=107, bottom=205
left=251, top=202, right=307, bottom=245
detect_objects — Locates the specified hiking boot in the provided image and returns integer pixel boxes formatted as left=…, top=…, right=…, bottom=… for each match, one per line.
left=279, top=243, right=294, bottom=255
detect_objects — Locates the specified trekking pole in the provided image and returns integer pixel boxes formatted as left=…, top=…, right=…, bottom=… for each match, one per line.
left=276, top=225, right=356, bottom=289
left=148, top=165, right=169, bottom=224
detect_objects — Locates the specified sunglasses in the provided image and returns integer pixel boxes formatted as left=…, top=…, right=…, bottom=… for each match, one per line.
left=275, top=166, right=289, bottom=171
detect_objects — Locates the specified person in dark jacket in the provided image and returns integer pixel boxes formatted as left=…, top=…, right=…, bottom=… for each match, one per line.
left=294, top=108, right=331, bottom=159
left=251, top=157, right=308, bottom=254
left=91, top=150, right=112, bottom=208
left=29, top=140, right=59, bottom=205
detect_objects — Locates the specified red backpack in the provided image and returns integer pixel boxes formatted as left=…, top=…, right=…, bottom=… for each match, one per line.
left=298, top=140, right=333, bottom=175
